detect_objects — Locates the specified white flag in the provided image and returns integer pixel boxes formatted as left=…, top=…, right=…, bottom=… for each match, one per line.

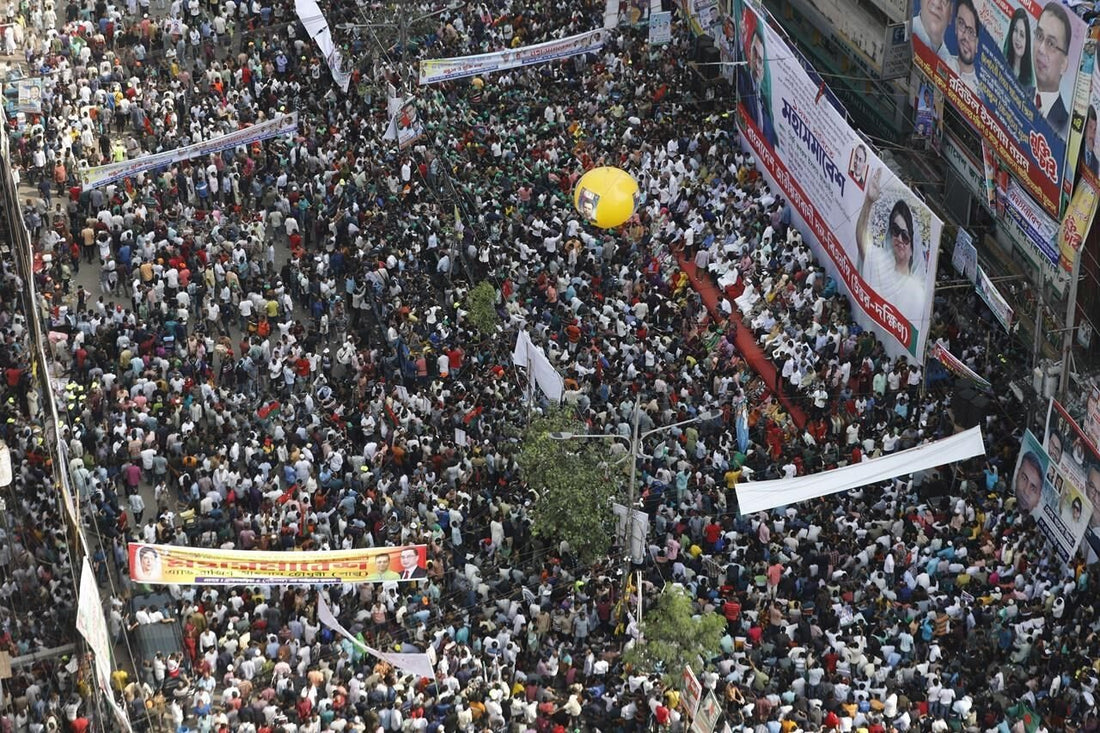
left=317, top=595, right=435, bottom=679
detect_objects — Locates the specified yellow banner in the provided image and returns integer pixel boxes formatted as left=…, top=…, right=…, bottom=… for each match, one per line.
left=1058, top=173, right=1098, bottom=272
left=128, top=543, right=428, bottom=585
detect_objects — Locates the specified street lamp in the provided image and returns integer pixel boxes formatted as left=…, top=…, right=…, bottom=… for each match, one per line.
left=550, top=397, right=720, bottom=564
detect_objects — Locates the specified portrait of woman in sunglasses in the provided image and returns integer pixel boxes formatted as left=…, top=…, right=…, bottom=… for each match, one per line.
left=855, top=166, right=925, bottom=331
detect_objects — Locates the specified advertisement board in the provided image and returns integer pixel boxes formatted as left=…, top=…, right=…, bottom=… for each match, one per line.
left=732, top=0, right=943, bottom=361
left=1044, top=399, right=1100, bottom=559
left=1015, top=429, right=1094, bottom=562
left=128, top=543, right=429, bottom=585
left=911, top=0, right=1087, bottom=217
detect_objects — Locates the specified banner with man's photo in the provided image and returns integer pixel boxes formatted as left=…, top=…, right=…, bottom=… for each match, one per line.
left=128, top=543, right=429, bottom=585
left=1043, top=399, right=1100, bottom=560
left=911, top=0, right=1087, bottom=218
left=1060, top=32, right=1100, bottom=272
left=731, top=0, right=943, bottom=361
left=1014, top=430, right=1094, bottom=562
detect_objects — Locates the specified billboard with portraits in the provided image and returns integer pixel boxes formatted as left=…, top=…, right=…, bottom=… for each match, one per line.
left=1044, top=399, right=1100, bottom=561
left=731, top=0, right=943, bottom=361
left=911, top=0, right=1087, bottom=217
left=1013, top=429, right=1094, bottom=563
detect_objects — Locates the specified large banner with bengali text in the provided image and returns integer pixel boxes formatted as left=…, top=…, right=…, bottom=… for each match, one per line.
left=418, top=29, right=607, bottom=85
left=912, top=0, right=1087, bottom=217
left=732, top=0, right=942, bottom=361
left=128, top=543, right=429, bottom=585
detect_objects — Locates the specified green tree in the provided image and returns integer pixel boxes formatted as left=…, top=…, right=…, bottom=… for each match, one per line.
left=624, top=585, right=726, bottom=685
left=517, top=409, right=616, bottom=564
left=463, top=281, right=499, bottom=337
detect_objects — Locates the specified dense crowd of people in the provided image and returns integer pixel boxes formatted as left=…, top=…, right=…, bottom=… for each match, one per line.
left=1, top=0, right=1099, bottom=731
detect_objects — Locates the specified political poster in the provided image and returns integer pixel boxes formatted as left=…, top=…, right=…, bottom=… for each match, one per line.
left=1043, top=399, right=1100, bottom=559
left=1062, top=38, right=1100, bottom=272
left=731, top=0, right=943, bottom=361
left=681, top=666, right=702, bottom=718
left=952, top=227, right=978, bottom=282
left=692, top=691, right=723, bottom=733
left=383, top=97, right=425, bottom=150
left=1015, top=429, right=1094, bottom=562
left=911, top=0, right=1088, bottom=218
left=1086, top=387, right=1100, bottom=455
left=16, top=78, right=42, bottom=114
left=418, top=30, right=608, bottom=85
left=82, top=113, right=298, bottom=190
left=128, top=543, right=429, bottom=585
left=618, top=0, right=650, bottom=26
left=649, top=11, right=672, bottom=44
left=1057, top=175, right=1098, bottom=272
left=975, top=265, right=1014, bottom=331
left=914, top=79, right=944, bottom=150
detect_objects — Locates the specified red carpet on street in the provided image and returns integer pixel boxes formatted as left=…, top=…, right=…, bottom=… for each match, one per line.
left=674, top=250, right=807, bottom=428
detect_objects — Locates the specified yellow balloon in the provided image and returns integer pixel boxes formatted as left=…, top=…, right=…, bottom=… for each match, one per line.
left=573, top=166, right=639, bottom=229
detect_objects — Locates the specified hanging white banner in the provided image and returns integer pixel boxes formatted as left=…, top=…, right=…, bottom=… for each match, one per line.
left=76, top=558, right=132, bottom=732
left=736, top=426, right=986, bottom=514
left=419, top=29, right=608, bottom=85
left=294, top=0, right=351, bottom=91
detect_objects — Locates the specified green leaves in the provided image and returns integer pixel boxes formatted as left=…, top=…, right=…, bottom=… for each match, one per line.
left=517, top=409, right=617, bottom=565
left=464, top=281, right=500, bottom=337
left=624, top=585, right=726, bottom=685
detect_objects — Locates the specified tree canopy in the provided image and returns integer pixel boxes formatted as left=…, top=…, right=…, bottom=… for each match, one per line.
left=624, top=584, right=726, bottom=685
left=516, top=409, right=617, bottom=565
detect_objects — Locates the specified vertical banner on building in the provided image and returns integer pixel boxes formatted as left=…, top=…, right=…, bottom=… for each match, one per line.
left=1043, top=399, right=1100, bottom=560
left=732, top=0, right=942, bottom=361
left=1086, top=387, right=1100, bottom=455
left=1014, top=429, right=1094, bottom=562
left=914, top=79, right=943, bottom=150
left=1065, top=29, right=1098, bottom=197
left=1058, top=175, right=1098, bottom=272
left=952, top=227, right=978, bottom=282
left=911, top=0, right=1087, bottom=218
left=1005, top=178, right=1060, bottom=264
left=681, top=0, right=721, bottom=37
left=975, top=265, right=1014, bottom=331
